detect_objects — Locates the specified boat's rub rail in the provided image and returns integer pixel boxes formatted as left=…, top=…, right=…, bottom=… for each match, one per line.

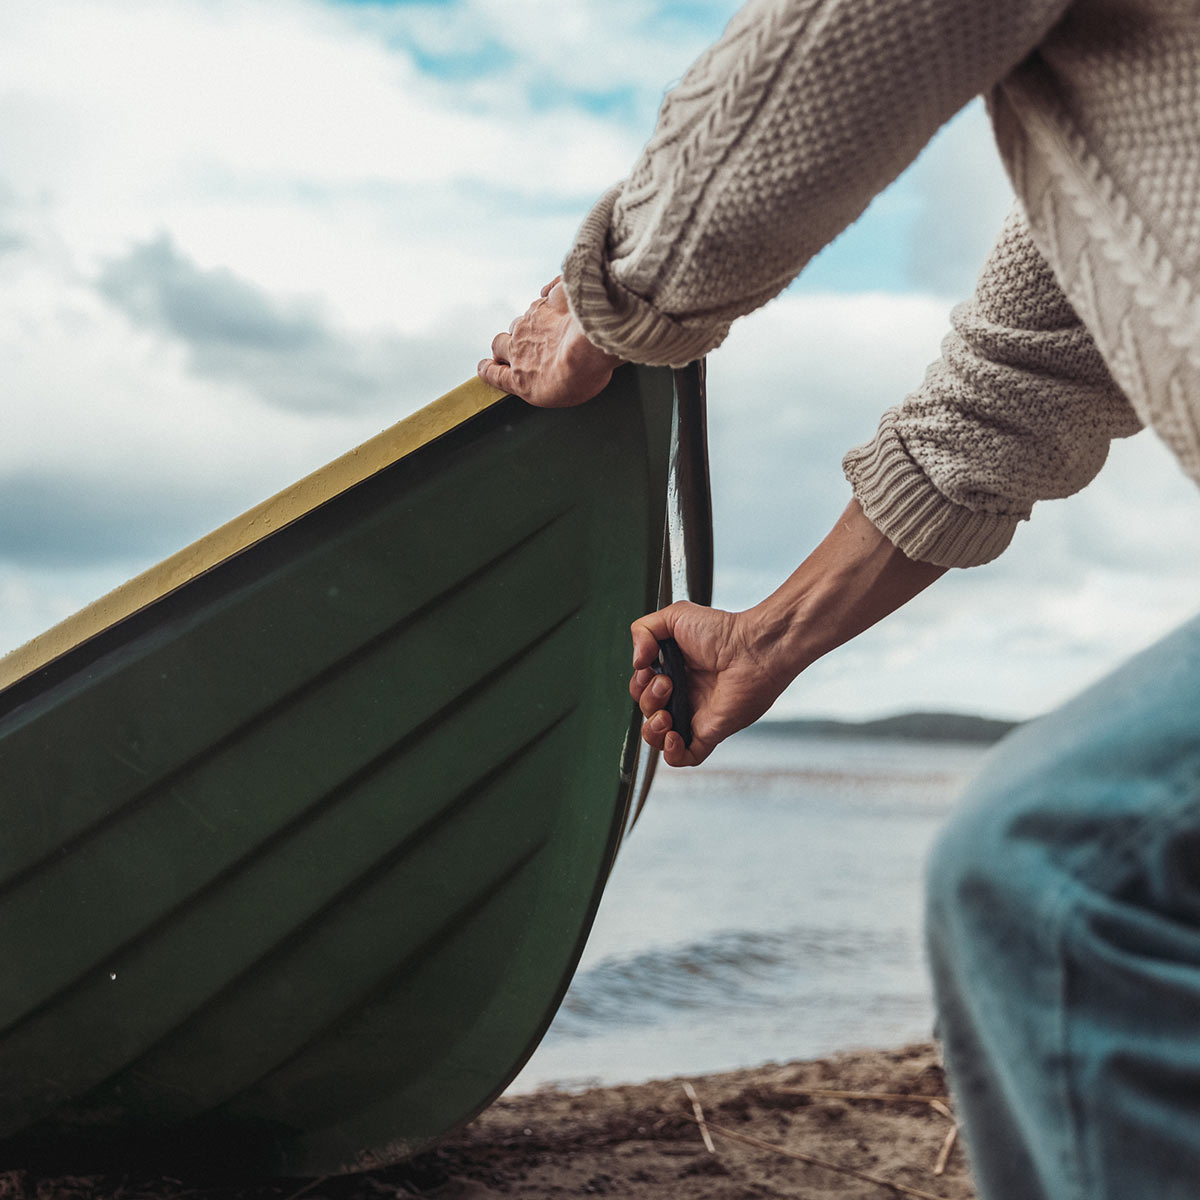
left=0, top=378, right=507, bottom=696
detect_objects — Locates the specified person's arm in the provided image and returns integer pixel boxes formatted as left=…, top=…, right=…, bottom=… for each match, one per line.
left=633, top=208, right=1142, bottom=764
left=481, top=0, right=1075, bottom=400
left=842, top=206, right=1142, bottom=566
left=630, top=499, right=944, bottom=766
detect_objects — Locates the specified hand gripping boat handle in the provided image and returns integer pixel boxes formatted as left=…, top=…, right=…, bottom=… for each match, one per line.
left=654, top=637, right=693, bottom=748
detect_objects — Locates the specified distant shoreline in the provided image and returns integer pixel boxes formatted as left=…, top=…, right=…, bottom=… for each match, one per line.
left=746, top=711, right=1023, bottom=745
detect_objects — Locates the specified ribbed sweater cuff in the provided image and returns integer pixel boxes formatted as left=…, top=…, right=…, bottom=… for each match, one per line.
left=562, top=187, right=729, bottom=368
left=842, top=415, right=1021, bottom=568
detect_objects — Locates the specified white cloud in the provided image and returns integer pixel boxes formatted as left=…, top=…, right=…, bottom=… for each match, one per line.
left=0, top=0, right=652, bottom=331
left=0, top=0, right=641, bottom=199
left=902, top=103, right=1016, bottom=297
left=0, top=239, right=381, bottom=514
left=344, top=0, right=729, bottom=106
left=1, top=0, right=1195, bottom=725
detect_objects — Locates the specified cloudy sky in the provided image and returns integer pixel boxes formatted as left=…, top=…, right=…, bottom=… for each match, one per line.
left=2, top=0, right=1197, bottom=722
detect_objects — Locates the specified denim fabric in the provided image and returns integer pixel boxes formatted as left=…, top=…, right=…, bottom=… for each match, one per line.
left=926, top=612, right=1200, bottom=1200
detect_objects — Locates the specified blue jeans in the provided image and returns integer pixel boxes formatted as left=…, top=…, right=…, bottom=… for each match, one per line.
left=926, top=613, right=1200, bottom=1200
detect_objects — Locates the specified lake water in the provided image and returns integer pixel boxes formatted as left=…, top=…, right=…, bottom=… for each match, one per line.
left=508, top=727, right=993, bottom=1092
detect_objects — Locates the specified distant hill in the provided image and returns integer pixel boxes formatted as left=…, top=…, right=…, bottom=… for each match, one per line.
left=745, top=711, right=1022, bottom=745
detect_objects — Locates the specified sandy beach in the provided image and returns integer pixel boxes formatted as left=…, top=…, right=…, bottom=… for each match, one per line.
left=0, top=1042, right=975, bottom=1200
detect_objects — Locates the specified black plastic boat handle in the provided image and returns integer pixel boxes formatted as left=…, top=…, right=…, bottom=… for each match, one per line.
left=654, top=637, right=694, bottom=748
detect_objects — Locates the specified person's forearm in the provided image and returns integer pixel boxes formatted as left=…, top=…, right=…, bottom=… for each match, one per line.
left=565, top=0, right=1072, bottom=365
left=742, top=500, right=946, bottom=679
left=628, top=498, right=947, bottom=766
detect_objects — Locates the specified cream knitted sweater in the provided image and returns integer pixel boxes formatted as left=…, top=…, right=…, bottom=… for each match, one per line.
left=562, top=0, right=1200, bottom=567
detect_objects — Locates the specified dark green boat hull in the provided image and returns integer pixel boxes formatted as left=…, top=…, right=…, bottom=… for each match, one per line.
left=0, top=364, right=710, bottom=1174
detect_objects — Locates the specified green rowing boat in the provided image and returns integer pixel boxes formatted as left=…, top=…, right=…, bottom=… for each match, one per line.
left=0, top=363, right=712, bottom=1175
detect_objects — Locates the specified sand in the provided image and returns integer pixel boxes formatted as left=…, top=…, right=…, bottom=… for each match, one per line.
left=0, top=1043, right=976, bottom=1199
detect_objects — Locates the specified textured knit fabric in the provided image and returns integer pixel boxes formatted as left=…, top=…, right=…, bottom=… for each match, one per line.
left=562, top=0, right=1200, bottom=567
left=844, top=208, right=1141, bottom=564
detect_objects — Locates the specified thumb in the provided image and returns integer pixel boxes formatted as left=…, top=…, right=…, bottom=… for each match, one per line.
left=630, top=605, right=682, bottom=671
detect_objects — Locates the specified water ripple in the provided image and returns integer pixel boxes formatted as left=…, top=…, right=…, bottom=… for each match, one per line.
left=551, top=925, right=913, bottom=1037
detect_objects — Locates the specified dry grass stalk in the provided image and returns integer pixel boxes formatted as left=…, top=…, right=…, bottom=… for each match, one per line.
left=933, top=1123, right=959, bottom=1177
left=681, top=1082, right=716, bottom=1154
left=778, top=1087, right=953, bottom=1111
left=680, top=1114, right=951, bottom=1200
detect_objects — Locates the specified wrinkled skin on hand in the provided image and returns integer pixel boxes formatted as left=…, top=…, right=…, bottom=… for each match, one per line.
left=629, top=601, right=794, bottom=768
left=627, top=502, right=948, bottom=768
left=477, top=276, right=624, bottom=408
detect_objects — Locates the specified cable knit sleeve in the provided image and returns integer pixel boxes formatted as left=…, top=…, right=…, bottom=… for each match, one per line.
left=562, top=0, right=1074, bottom=365
left=842, top=206, right=1141, bottom=567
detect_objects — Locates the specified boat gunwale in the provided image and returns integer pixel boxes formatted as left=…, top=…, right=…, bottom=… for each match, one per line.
left=0, top=378, right=507, bottom=696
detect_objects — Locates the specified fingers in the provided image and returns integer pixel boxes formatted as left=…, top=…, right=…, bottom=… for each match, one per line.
left=628, top=665, right=655, bottom=702
left=641, top=707, right=673, bottom=745
left=662, top=730, right=693, bottom=768
left=629, top=604, right=681, bottom=720
left=630, top=612, right=674, bottom=671
left=629, top=623, right=677, bottom=743
left=490, top=330, right=513, bottom=364
left=476, top=358, right=514, bottom=393
left=635, top=672, right=672, bottom=718
left=628, top=600, right=721, bottom=768
left=640, top=717, right=706, bottom=768
left=486, top=278, right=563, bottom=368
left=664, top=730, right=710, bottom=768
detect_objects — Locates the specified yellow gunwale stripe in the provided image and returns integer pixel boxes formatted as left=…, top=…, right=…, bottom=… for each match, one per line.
left=0, top=377, right=507, bottom=695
